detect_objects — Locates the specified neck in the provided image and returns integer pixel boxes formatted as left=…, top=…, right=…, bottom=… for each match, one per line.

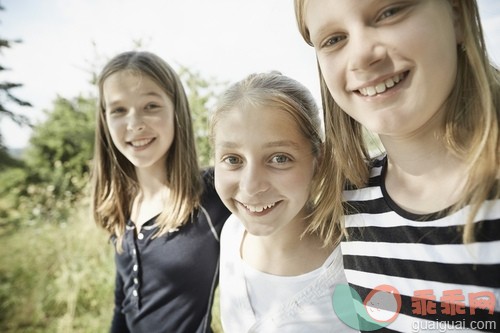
left=380, top=132, right=453, bottom=175
left=135, top=166, right=168, bottom=199
left=378, top=107, right=452, bottom=173
left=379, top=122, right=468, bottom=214
left=132, top=168, right=170, bottom=228
left=241, top=217, right=332, bottom=276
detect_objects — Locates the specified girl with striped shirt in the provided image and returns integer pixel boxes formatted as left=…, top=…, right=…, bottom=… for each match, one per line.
left=294, top=0, right=499, bottom=331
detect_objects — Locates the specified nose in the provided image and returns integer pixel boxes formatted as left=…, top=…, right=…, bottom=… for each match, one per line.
left=239, top=162, right=270, bottom=197
left=348, top=27, right=387, bottom=72
left=126, top=110, right=145, bottom=132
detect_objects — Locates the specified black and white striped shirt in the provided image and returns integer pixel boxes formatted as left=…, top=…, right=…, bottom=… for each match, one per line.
left=342, top=155, right=500, bottom=332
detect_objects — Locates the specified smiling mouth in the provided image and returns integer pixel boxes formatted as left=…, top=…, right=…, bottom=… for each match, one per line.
left=240, top=201, right=280, bottom=213
left=357, top=71, right=408, bottom=97
left=129, top=138, right=154, bottom=147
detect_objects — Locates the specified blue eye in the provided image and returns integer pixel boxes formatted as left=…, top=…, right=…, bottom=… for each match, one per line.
left=110, top=107, right=126, bottom=114
left=222, top=155, right=242, bottom=166
left=270, top=154, right=291, bottom=164
left=145, top=103, right=160, bottom=110
left=324, top=35, right=346, bottom=47
left=379, top=7, right=401, bottom=20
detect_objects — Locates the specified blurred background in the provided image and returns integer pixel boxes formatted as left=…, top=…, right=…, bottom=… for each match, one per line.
left=1, top=1, right=499, bottom=332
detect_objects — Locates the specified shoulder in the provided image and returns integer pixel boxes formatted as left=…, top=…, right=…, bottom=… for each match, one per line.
left=344, top=153, right=386, bottom=191
left=199, top=167, right=220, bottom=203
left=199, top=167, right=231, bottom=228
left=221, top=214, right=242, bottom=238
left=220, top=215, right=244, bottom=274
left=368, top=153, right=386, bottom=169
left=200, top=167, right=216, bottom=191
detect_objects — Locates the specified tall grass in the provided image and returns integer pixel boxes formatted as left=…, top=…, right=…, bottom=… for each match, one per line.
left=0, top=205, right=225, bottom=333
left=0, top=206, right=115, bottom=333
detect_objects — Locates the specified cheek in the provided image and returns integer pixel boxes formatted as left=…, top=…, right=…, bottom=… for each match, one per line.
left=318, top=59, right=344, bottom=98
left=288, top=167, right=315, bottom=198
left=106, top=121, right=122, bottom=145
left=214, top=167, right=232, bottom=199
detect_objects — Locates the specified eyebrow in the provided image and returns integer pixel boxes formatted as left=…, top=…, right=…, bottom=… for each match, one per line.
left=105, top=91, right=164, bottom=108
left=142, top=91, right=164, bottom=98
left=310, top=21, right=338, bottom=46
left=216, top=140, right=301, bottom=149
left=264, top=140, right=301, bottom=149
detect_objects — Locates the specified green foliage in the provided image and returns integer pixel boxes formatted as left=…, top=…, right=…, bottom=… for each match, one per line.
left=0, top=147, right=23, bottom=171
left=25, top=96, right=95, bottom=181
left=0, top=95, right=96, bottom=228
left=0, top=206, right=115, bottom=333
left=178, top=66, right=228, bottom=167
left=0, top=4, right=32, bottom=167
left=0, top=166, right=29, bottom=227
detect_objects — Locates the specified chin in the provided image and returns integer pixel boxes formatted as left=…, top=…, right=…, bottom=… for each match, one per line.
left=241, top=222, right=276, bottom=237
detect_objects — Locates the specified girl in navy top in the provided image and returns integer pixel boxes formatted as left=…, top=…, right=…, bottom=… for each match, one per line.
left=91, top=51, right=230, bottom=333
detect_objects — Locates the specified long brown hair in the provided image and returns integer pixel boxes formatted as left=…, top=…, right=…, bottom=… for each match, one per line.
left=91, top=51, right=202, bottom=252
left=294, top=0, right=500, bottom=242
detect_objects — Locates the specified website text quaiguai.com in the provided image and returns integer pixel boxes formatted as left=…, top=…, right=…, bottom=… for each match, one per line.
left=410, top=319, right=497, bottom=332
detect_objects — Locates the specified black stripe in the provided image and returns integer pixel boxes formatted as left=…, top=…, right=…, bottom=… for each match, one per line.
left=344, top=255, right=500, bottom=288
left=344, top=197, right=452, bottom=221
left=344, top=197, right=391, bottom=215
left=370, top=155, right=387, bottom=168
left=345, top=173, right=383, bottom=191
left=353, top=285, right=500, bottom=332
left=346, top=219, right=500, bottom=244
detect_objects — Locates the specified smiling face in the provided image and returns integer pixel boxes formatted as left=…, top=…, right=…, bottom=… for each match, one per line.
left=214, top=105, right=317, bottom=237
left=103, top=70, right=175, bottom=174
left=305, top=0, right=461, bottom=138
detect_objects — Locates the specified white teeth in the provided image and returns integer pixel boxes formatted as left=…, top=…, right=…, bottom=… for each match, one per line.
left=243, top=202, right=276, bottom=213
left=366, top=86, right=377, bottom=96
left=131, top=138, right=153, bottom=147
left=358, top=73, right=405, bottom=97
left=385, top=78, right=395, bottom=88
left=375, top=83, right=386, bottom=94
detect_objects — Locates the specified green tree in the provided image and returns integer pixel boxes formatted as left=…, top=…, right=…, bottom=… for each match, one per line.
left=0, top=95, right=96, bottom=226
left=25, top=96, right=95, bottom=187
left=0, top=3, right=32, bottom=167
left=178, top=66, right=227, bottom=167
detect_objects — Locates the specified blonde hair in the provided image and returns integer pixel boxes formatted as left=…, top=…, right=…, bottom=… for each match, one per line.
left=210, top=71, right=341, bottom=246
left=91, top=51, right=202, bottom=252
left=294, top=0, right=500, bottom=243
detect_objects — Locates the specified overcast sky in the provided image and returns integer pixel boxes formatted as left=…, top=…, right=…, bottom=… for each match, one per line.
left=2, top=0, right=500, bottom=149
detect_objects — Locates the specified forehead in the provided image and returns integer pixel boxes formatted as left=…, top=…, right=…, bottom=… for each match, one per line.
left=104, top=70, right=160, bottom=91
left=304, top=0, right=358, bottom=31
left=214, top=105, right=304, bottom=142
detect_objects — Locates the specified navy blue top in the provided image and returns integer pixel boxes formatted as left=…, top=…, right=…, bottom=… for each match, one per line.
left=110, top=169, right=230, bottom=333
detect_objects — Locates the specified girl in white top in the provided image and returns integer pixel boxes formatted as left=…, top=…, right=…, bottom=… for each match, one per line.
left=211, top=72, right=355, bottom=332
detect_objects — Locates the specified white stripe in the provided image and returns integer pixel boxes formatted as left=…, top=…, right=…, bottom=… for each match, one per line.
left=344, top=186, right=383, bottom=202
left=369, top=164, right=384, bottom=177
left=200, top=204, right=219, bottom=242
left=345, top=269, right=500, bottom=308
left=341, top=240, right=500, bottom=264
